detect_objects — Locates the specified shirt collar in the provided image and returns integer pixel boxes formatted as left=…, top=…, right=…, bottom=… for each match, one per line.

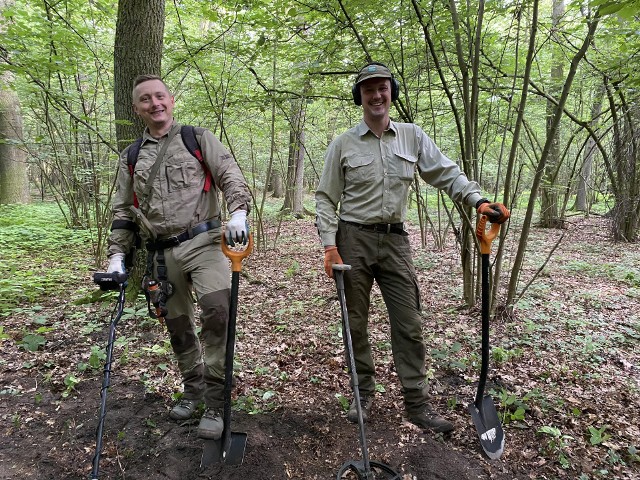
left=356, top=119, right=398, bottom=137
left=141, top=120, right=179, bottom=144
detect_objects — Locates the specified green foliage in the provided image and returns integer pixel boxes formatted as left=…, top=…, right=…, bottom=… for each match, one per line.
left=0, top=204, right=95, bottom=313
left=18, top=333, right=47, bottom=352
left=493, top=388, right=529, bottom=424
left=588, top=425, right=612, bottom=446
left=335, top=393, right=350, bottom=412
left=538, top=425, right=574, bottom=469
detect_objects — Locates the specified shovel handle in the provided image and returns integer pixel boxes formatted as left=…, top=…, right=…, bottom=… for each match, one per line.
left=221, top=233, right=254, bottom=272
left=476, top=215, right=501, bottom=255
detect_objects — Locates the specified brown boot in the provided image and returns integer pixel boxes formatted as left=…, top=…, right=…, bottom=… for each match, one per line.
left=197, top=408, right=224, bottom=439
left=347, top=395, right=373, bottom=423
left=169, top=398, right=200, bottom=420
left=407, top=405, right=455, bottom=433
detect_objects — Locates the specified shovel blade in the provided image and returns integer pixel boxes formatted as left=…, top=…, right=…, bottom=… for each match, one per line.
left=223, top=432, right=247, bottom=465
left=200, top=432, right=247, bottom=467
left=468, top=395, right=505, bottom=460
left=200, top=439, right=222, bottom=468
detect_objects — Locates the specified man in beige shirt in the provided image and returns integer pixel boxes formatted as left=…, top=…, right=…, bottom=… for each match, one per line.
left=316, top=62, right=509, bottom=433
left=107, top=75, right=251, bottom=440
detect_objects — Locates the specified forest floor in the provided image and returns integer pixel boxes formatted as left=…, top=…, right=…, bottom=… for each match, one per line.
left=0, top=208, right=639, bottom=479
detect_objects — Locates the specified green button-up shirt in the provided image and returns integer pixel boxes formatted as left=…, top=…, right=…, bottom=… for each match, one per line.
left=108, top=122, right=251, bottom=255
left=315, top=120, right=483, bottom=247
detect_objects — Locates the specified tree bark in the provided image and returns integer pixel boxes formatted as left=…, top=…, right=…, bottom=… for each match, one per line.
left=114, top=0, right=165, bottom=150
left=0, top=86, right=29, bottom=204
left=113, top=0, right=165, bottom=293
left=540, top=0, right=565, bottom=229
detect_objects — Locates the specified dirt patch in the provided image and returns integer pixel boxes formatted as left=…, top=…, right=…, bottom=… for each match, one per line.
left=1, top=374, right=517, bottom=479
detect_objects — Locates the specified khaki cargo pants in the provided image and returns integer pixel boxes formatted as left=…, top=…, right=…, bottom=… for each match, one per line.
left=336, top=221, right=429, bottom=413
left=151, top=228, right=230, bottom=409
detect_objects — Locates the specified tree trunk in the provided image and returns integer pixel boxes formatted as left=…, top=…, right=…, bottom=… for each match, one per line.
left=114, top=0, right=165, bottom=150
left=282, top=90, right=308, bottom=217
left=113, top=0, right=165, bottom=293
left=507, top=14, right=600, bottom=309
left=540, top=0, right=565, bottom=229
left=0, top=86, right=29, bottom=204
left=574, top=87, right=603, bottom=212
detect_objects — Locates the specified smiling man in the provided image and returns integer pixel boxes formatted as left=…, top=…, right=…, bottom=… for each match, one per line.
left=106, top=74, right=252, bottom=441
left=315, top=62, right=509, bottom=433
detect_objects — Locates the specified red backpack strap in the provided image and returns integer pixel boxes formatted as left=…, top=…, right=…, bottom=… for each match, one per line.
left=181, top=125, right=212, bottom=192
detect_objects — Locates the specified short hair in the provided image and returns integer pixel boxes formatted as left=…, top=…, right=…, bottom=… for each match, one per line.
left=131, top=74, right=171, bottom=101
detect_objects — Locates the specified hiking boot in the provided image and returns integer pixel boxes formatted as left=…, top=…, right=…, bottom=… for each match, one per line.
left=169, top=398, right=200, bottom=420
left=198, top=408, right=224, bottom=440
left=347, top=395, right=372, bottom=423
left=407, top=406, right=455, bottom=433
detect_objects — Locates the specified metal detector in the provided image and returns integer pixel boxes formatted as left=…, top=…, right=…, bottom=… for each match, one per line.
left=200, top=234, right=253, bottom=468
left=333, top=264, right=401, bottom=480
left=467, top=216, right=505, bottom=460
left=90, top=271, right=128, bottom=480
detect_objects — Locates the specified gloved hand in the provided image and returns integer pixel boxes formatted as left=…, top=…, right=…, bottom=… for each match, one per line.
left=226, top=209, right=249, bottom=246
left=476, top=200, right=510, bottom=224
left=324, top=246, right=343, bottom=278
left=106, top=253, right=125, bottom=274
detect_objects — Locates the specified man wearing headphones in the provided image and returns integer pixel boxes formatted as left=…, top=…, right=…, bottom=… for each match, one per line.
left=315, top=62, right=509, bottom=433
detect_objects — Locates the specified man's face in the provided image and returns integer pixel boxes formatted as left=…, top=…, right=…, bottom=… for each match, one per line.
left=359, top=77, right=391, bottom=120
left=132, top=79, right=175, bottom=129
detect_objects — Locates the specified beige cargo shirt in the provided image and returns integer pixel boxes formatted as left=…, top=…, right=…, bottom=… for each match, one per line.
left=315, top=120, right=484, bottom=247
left=108, top=122, right=251, bottom=255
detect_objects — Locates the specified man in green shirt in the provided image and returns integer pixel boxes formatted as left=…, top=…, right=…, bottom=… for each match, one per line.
left=315, top=62, right=509, bottom=433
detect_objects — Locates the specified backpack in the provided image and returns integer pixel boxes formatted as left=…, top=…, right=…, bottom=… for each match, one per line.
left=126, top=125, right=213, bottom=208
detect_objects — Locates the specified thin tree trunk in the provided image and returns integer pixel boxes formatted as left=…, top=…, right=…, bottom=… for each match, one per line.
left=0, top=86, right=29, bottom=204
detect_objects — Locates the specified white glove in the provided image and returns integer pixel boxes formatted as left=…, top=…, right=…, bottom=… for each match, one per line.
left=106, top=253, right=125, bottom=274
left=225, top=210, right=249, bottom=246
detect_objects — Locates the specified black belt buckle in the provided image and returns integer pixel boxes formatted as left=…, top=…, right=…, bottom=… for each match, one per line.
left=372, top=223, right=391, bottom=233
left=165, top=235, right=181, bottom=247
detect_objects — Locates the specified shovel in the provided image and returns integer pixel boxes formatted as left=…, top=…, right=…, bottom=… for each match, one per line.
left=333, top=264, right=401, bottom=480
left=201, top=234, right=253, bottom=468
left=467, top=215, right=505, bottom=460
left=90, top=271, right=129, bottom=480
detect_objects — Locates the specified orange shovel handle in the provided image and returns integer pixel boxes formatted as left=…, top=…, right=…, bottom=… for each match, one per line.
left=476, top=215, right=501, bottom=255
left=221, top=233, right=253, bottom=272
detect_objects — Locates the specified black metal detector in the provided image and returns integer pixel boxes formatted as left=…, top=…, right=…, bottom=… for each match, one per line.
left=90, top=271, right=128, bottom=480
left=333, top=264, right=401, bottom=480
left=201, top=234, right=253, bottom=468
left=467, top=216, right=505, bottom=460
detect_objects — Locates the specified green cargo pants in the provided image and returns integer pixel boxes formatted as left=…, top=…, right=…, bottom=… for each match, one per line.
left=153, top=227, right=230, bottom=409
left=336, top=221, right=429, bottom=413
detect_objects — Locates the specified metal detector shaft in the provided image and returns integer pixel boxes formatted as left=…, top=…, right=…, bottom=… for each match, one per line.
left=90, top=279, right=126, bottom=479
left=334, top=264, right=372, bottom=476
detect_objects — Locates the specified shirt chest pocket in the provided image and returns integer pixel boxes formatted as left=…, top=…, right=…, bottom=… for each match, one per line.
left=164, top=153, right=202, bottom=192
left=345, top=153, right=375, bottom=185
left=393, top=152, right=417, bottom=180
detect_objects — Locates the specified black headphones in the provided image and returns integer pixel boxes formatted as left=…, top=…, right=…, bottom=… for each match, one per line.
left=351, top=62, right=400, bottom=106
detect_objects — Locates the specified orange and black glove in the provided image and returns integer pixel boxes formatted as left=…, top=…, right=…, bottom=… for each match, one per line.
left=323, top=246, right=343, bottom=278
left=476, top=199, right=510, bottom=224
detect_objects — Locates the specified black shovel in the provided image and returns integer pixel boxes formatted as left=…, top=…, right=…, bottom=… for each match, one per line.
left=201, top=234, right=253, bottom=468
left=333, top=264, right=401, bottom=480
left=90, top=271, right=129, bottom=480
left=467, top=215, right=505, bottom=460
